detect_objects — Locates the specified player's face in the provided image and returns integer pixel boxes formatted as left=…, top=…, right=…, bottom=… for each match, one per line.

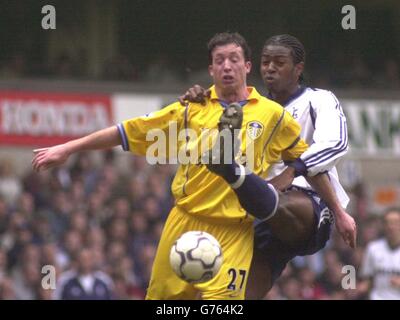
left=78, top=249, right=95, bottom=274
left=260, top=45, right=304, bottom=93
left=209, top=43, right=251, bottom=94
left=383, top=211, right=400, bottom=242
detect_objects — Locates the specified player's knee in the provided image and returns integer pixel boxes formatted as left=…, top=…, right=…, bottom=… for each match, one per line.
left=233, top=174, right=279, bottom=221
left=251, top=184, right=279, bottom=221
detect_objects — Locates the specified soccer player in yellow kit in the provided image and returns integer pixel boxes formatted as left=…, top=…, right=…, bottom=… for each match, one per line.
left=32, top=32, right=307, bottom=299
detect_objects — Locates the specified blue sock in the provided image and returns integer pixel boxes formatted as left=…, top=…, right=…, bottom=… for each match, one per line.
left=220, top=163, right=279, bottom=221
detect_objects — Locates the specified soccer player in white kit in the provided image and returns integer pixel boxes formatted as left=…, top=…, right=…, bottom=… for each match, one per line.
left=360, top=208, right=400, bottom=300
left=179, top=34, right=356, bottom=299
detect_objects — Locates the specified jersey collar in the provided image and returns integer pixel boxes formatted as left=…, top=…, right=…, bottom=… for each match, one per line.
left=267, top=85, right=307, bottom=107
left=209, top=85, right=261, bottom=108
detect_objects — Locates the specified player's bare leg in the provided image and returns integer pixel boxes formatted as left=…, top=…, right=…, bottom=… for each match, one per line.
left=246, top=249, right=273, bottom=299
left=246, top=190, right=315, bottom=299
left=266, top=190, right=314, bottom=246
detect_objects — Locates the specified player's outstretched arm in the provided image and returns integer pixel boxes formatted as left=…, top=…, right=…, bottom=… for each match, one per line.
left=306, top=173, right=357, bottom=248
left=32, top=126, right=121, bottom=172
left=269, top=158, right=357, bottom=248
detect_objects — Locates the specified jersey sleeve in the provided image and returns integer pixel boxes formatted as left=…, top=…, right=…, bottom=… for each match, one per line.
left=117, top=101, right=185, bottom=158
left=300, top=91, right=348, bottom=176
left=271, top=109, right=308, bottom=162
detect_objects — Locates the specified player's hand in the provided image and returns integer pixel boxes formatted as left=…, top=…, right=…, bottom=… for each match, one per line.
left=32, top=144, right=70, bottom=172
left=268, top=167, right=295, bottom=191
left=335, top=211, right=357, bottom=249
left=178, top=85, right=210, bottom=106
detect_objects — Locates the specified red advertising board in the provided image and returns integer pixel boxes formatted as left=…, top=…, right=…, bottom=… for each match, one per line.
left=0, top=91, right=113, bottom=147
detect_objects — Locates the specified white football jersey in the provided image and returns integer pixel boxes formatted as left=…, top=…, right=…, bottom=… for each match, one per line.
left=267, top=87, right=350, bottom=208
left=361, top=239, right=400, bottom=300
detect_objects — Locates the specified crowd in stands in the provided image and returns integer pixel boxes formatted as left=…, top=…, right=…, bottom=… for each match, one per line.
left=1, top=51, right=400, bottom=90
left=0, top=152, right=173, bottom=299
left=0, top=150, right=392, bottom=300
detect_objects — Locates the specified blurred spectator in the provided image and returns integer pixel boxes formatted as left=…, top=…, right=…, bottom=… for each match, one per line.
left=128, top=176, right=148, bottom=210
left=22, top=170, right=53, bottom=209
left=137, top=243, right=157, bottom=290
left=87, top=192, right=111, bottom=226
left=129, top=212, right=153, bottom=279
left=7, top=222, right=35, bottom=270
left=91, top=246, right=106, bottom=270
left=0, top=197, right=9, bottom=235
left=86, top=226, right=106, bottom=250
left=102, top=54, right=139, bottom=81
left=40, top=242, right=62, bottom=274
left=359, top=207, right=400, bottom=300
left=263, top=285, right=284, bottom=300
left=58, top=230, right=84, bottom=269
left=0, top=53, right=27, bottom=79
left=36, top=286, right=54, bottom=300
left=144, top=54, right=181, bottom=84
left=108, top=218, right=129, bottom=243
left=298, top=267, right=326, bottom=299
left=46, top=191, right=73, bottom=238
left=318, top=260, right=345, bottom=295
left=1, top=211, right=28, bottom=254
left=375, top=58, right=400, bottom=89
left=348, top=56, right=371, bottom=88
left=70, top=181, right=86, bottom=206
left=50, top=53, right=78, bottom=79
left=106, top=241, right=127, bottom=263
left=70, top=152, right=99, bottom=194
left=0, top=277, right=16, bottom=299
left=112, top=197, right=131, bottom=220
left=11, top=245, right=42, bottom=299
left=54, top=248, right=114, bottom=300
left=110, top=256, right=144, bottom=299
left=359, top=216, right=381, bottom=247
left=69, top=209, right=89, bottom=234
left=0, top=248, right=8, bottom=279
left=0, top=158, right=23, bottom=206
left=142, top=195, right=164, bottom=225
left=280, top=278, right=302, bottom=300
left=17, top=192, right=35, bottom=218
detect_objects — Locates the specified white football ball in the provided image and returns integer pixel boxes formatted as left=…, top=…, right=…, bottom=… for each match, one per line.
left=169, top=231, right=223, bottom=283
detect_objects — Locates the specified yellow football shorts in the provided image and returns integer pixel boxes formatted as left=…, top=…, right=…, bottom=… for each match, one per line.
left=145, top=206, right=254, bottom=300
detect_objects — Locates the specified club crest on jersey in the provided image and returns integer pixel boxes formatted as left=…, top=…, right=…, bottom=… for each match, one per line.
left=246, top=121, right=263, bottom=140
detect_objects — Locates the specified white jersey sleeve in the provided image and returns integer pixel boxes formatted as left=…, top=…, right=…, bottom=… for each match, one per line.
left=299, top=90, right=348, bottom=177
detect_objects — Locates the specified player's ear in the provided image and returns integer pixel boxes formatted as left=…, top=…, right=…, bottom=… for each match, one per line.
left=245, top=61, right=252, bottom=74
left=295, top=62, right=304, bottom=79
left=208, top=65, right=214, bottom=77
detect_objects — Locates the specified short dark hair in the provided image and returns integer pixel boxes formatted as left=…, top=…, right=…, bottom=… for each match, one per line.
left=263, top=34, right=305, bottom=82
left=208, top=32, right=251, bottom=64
left=263, top=34, right=305, bottom=64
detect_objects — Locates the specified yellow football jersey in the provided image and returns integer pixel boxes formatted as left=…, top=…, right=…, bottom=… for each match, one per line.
left=119, top=86, right=308, bottom=220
